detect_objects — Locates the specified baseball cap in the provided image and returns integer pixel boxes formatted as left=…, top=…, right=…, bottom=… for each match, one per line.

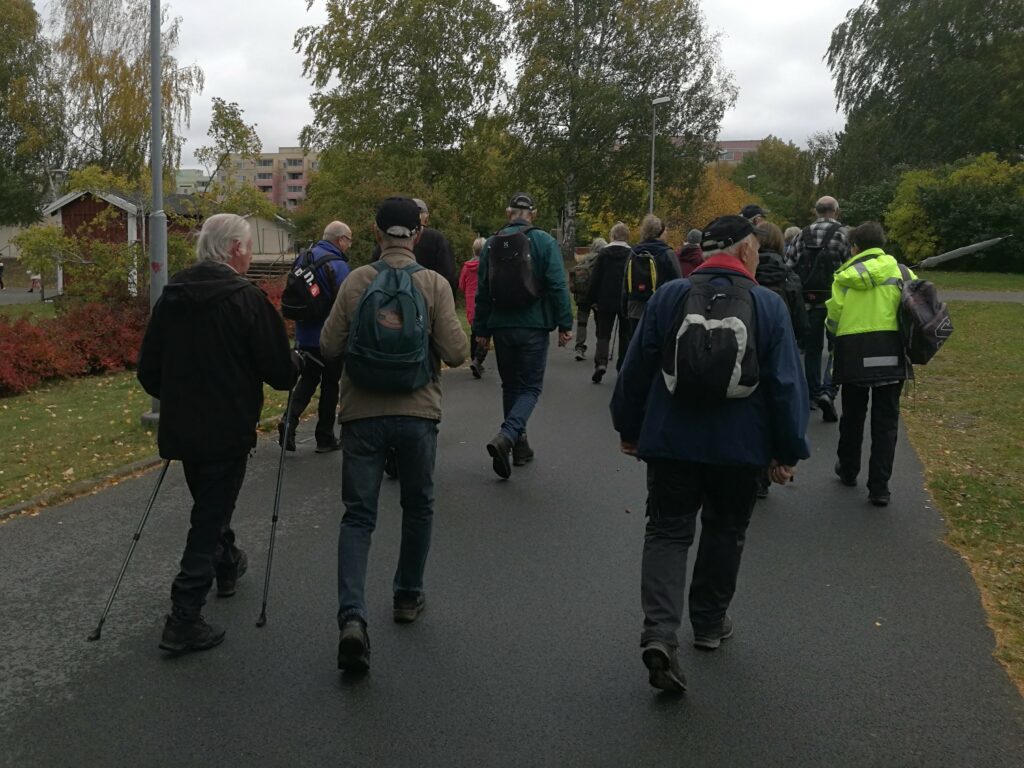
left=375, top=197, right=421, bottom=238
left=412, top=198, right=428, bottom=214
left=740, top=204, right=768, bottom=220
left=701, top=215, right=755, bottom=250
left=509, top=192, right=536, bottom=211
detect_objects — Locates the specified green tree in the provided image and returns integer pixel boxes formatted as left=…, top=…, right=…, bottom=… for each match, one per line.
left=731, top=136, right=817, bottom=227
left=508, top=0, right=735, bottom=253
left=49, top=0, right=204, bottom=179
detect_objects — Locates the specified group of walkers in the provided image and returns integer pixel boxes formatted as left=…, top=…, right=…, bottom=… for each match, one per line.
left=135, top=188, right=919, bottom=693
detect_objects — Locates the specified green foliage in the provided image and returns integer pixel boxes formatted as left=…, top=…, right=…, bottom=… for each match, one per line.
left=194, top=97, right=262, bottom=180
left=11, top=225, right=76, bottom=285
left=731, top=136, right=817, bottom=228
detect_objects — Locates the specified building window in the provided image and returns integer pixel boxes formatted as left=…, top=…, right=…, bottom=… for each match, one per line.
left=287, top=185, right=305, bottom=193
left=288, top=173, right=302, bottom=180
left=311, top=161, right=319, bottom=171
left=257, top=173, right=272, bottom=180
left=286, top=199, right=297, bottom=208
left=285, top=158, right=303, bottom=167
left=258, top=159, right=273, bottom=167
left=258, top=186, right=272, bottom=193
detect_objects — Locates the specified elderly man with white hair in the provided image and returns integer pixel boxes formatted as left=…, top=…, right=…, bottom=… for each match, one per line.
left=138, top=213, right=299, bottom=655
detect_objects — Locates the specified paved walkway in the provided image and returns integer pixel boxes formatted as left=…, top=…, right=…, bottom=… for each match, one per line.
left=2, top=338, right=1023, bottom=766
left=942, top=290, right=1024, bottom=303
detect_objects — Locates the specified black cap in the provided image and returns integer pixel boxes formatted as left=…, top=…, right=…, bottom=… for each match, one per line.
left=740, top=204, right=768, bottom=220
left=702, top=215, right=755, bottom=250
left=509, top=192, right=536, bottom=211
left=375, top=197, right=421, bottom=237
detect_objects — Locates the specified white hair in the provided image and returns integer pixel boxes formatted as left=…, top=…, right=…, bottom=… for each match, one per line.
left=379, top=233, right=416, bottom=251
left=196, top=214, right=251, bottom=263
left=472, top=237, right=486, bottom=256
left=324, top=220, right=349, bottom=240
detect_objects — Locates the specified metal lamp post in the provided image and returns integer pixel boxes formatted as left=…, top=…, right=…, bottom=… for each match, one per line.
left=746, top=174, right=757, bottom=193
left=649, top=96, right=670, bottom=214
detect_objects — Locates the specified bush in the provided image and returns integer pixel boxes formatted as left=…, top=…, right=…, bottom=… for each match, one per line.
left=0, top=301, right=148, bottom=396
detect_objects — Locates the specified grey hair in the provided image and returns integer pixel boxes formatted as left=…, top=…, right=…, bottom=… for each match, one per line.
left=379, top=233, right=416, bottom=251
left=638, top=214, right=664, bottom=242
left=506, top=207, right=536, bottom=221
left=196, top=213, right=251, bottom=263
left=324, top=220, right=349, bottom=240
left=590, top=237, right=608, bottom=252
left=704, top=233, right=758, bottom=260
left=784, top=226, right=801, bottom=243
left=609, top=221, right=630, bottom=242
left=472, top=237, right=486, bottom=256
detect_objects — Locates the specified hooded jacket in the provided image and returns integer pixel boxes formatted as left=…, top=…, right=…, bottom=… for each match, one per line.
left=458, top=257, right=480, bottom=326
left=584, top=243, right=631, bottom=313
left=676, top=243, right=703, bottom=277
left=756, top=249, right=809, bottom=345
left=825, top=248, right=912, bottom=384
left=624, top=239, right=682, bottom=319
left=137, top=260, right=296, bottom=461
left=294, top=239, right=350, bottom=349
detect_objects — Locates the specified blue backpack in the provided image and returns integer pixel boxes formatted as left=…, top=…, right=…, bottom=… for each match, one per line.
left=345, top=261, right=434, bottom=392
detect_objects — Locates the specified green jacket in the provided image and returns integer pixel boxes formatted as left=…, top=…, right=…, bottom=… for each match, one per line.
left=473, top=220, right=575, bottom=335
left=825, top=248, right=913, bottom=384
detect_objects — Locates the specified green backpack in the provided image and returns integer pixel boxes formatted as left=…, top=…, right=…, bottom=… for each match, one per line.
left=345, top=261, right=434, bottom=393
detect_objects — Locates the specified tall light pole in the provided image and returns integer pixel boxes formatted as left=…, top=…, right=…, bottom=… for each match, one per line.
left=746, top=173, right=757, bottom=193
left=649, top=96, right=670, bottom=214
left=142, top=0, right=166, bottom=426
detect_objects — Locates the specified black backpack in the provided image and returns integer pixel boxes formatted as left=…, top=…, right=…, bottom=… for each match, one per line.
left=795, top=222, right=843, bottom=302
left=280, top=250, right=339, bottom=323
left=487, top=227, right=542, bottom=310
left=624, top=250, right=659, bottom=303
left=897, top=265, right=953, bottom=365
left=661, top=274, right=759, bottom=404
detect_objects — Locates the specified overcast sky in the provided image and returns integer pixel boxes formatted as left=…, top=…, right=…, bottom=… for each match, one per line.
left=37, top=0, right=856, bottom=167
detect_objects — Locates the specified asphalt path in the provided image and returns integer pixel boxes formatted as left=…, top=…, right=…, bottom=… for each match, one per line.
left=2, top=333, right=1023, bottom=767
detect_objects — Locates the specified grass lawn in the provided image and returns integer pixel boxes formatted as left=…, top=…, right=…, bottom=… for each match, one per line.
left=902, top=300, right=1024, bottom=691
left=0, top=301, right=57, bottom=320
left=924, top=271, right=1024, bottom=292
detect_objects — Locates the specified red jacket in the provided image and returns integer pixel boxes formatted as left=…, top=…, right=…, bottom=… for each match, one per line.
left=676, top=243, right=703, bottom=277
left=458, top=258, right=480, bottom=325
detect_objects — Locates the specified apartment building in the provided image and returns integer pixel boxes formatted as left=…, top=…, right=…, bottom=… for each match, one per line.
left=215, top=146, right=320, bottom=210
left=716, top=139, right=763, bottom=164
left=175, top=169, right=211, bottom=195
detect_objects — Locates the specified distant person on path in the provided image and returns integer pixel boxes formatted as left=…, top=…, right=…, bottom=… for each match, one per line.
left=28, top=273, right=41, bottom=293
left=783, top=226, right=801, bottom=263
left=740, top=204, right=768, bottom=227
left=278, top=221, right=352, bottom=453
left=584, top=224, right=631, bottom=381
left=676, top=229, right=703, bottom=277
left=611, top=214, right=809, bottom=693
left=569, top=237, right=606, bottom=361
left=373, top=198, right=457, bottom=295
left=459, top=236, right=488, bottom=377
left=791, top=195, right=849, bottom=423
left=622, top=214, right=681, bottom=344
left=0, top=261, right=5, bottom=290
left=826, top=221, right=911, bottom=508
left=320, top=197, right=467, bottom=673
left=137, top=213, right=298, bottom=654
left=473, top=192, right=573, bottom=479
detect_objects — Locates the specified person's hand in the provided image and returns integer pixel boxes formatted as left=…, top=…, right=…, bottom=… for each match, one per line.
left=474, top=336, right=490, bottom=351
left=620, top=440, right=639, bottom=456
left=558, top=331, right=573, bottom=347
left=768, top=460, right=795, bottom=485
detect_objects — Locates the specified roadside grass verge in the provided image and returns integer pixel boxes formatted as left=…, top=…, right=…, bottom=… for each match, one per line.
left=902, top=301, right=1024, bottom=691
left=0, top=301, right=57, bottom=320
left=923, top=271, right=1024, bottom=292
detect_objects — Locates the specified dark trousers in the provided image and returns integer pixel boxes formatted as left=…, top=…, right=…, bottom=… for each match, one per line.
left=171, top=457, right=248, bottom=619
left=593, top=310, right=629, bottom=370
left=492, top=327, right=550, bottom=442
left=640, top=460, right=758, bottom=646
left=804, top=306, right=836, bottom=400
left=574, top=304, right=591, bottom=353
left=282, top=346, right=342, bottom=444
left=837, top=382, right=902, bottom=496
left=337, top=416, right=438, bottom=626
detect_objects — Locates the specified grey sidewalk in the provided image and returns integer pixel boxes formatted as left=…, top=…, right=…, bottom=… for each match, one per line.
left=1, top=338, right=1023, bottom=766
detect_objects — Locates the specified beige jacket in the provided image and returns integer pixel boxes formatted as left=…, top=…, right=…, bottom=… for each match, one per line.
left=320, top=246, right=469, bottom=423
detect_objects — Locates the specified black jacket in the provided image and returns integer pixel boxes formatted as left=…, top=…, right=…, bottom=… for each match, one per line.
left=137, top=261, right=296, bottom=461
left=584, top=244, right=631, bottom=313
left=372, top=227, right=457, bottom=295
left=756, top=249, right=809, bottom=345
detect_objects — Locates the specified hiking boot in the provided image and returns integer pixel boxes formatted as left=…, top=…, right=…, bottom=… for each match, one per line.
left=834, top=460, right=857, bottom=487
left=592, top=366, right=606, bottom=384
left=315, top=436, right=342, bottom=453
left=756, top=477, right=770, bottom=499
left=393, top=591, right=426, bottom=624
left=159, top=614, right=226, bottom=654
left=512, top=434, right=535, bottom=467
left=817, top=393, right=838, bottom=423
left=641, top=641, right=687, bottom=693
left=486, top=434, right=513, bottom=479
left=693, top=615, right=734, bottom=651
left=470, top=359, right=483, bottom=379
left=216, top=549, right=248, bottom=598
left=277, top=422, right=296, bottom=452
left=869, top=491, right=891, bottom=508
left=384, top=447, right=398, bottom=479
left=575, top=348, right=586, bottom=361
left=337, top=618, right=370, bottom=672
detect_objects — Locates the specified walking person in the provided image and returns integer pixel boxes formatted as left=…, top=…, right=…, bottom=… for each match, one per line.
left=137, top=213, right=299, bottom=654
left=583, top=224, right=631, bottom=382
left=459, top=236, right=488, bottom=377
left=473, top=192, right=574, bottom=479
left=827, top=221, right=912, bottom=507
left=622, top=213, right=681, bottom=345
left=611, top=215, right=809, bottom=693
left=570, top=237, right=606, bottom=361
left=278, top=221, right=352, bottom=452
left=372, top=198, right=457, bottom=294
left=676, top=229, right=703, bottom=277
left=320, top=197, right=468, bottom=672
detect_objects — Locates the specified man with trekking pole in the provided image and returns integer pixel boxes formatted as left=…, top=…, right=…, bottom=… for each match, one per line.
left=137, top=213, right=299, bottom=654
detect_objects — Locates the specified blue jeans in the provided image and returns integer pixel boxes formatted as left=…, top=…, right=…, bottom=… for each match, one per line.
left=804, top=306, right=836, bottom=400
left=492, top=328, right=550, bottom=442
left=337, top=416, right=438, bottom=627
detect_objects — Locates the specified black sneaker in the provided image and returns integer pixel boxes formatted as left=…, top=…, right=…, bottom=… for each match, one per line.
left=641, top=641, right=687, bottom=693
left=470, top=359, right=483, bottom=379
left=834, top=461, right=857, bottom=487
left=277, top=423, right=296, bottom=452
left=159, top=614, right=226, bottom=654
left=337, top=619, right=370, bottom=672
left=393, top=591, right=426, bottom=624
left=216, top=549, right=248, bottom=597
left=487, top=434, right=513, bottom=479
left=315, top=437, right=342, bottom=453
left=592, top=366, right=606, bottom=384
left=512, top=434, right=535, bottom=466
left=384, top=447, right=398, bottom=479
left=818, top=394, right=838, bottom=423
left=869, top=491, right=891, bottom=507
left=693, top=615, right=734, bottom=650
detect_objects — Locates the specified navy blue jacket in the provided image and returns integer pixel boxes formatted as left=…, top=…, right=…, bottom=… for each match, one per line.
left=610, top=265, right=810, bottom=468
left=295, top=240, right=350, bottom=348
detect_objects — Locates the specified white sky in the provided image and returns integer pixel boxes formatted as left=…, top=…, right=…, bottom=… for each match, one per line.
left=35, top=0, right=855, bottom=166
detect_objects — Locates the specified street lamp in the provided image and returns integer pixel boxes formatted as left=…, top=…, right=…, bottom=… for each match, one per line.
left=746, top=174, right=757, bottom=193
left=649, top=96, right=670, bottom=214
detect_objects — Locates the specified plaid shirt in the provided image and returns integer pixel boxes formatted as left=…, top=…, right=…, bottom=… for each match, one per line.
left=792, top=217, right=849, bottom=270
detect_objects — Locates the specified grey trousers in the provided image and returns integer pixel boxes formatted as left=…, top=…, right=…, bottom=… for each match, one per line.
left=574, top=305, right=591, bottom=352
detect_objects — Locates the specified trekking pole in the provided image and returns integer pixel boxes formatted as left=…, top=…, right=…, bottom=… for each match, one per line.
left=256, top=382, right=296, bottom=628
left=87, top=460, right=171, bottom=642
left=609, top=315, right=618, bottom=368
